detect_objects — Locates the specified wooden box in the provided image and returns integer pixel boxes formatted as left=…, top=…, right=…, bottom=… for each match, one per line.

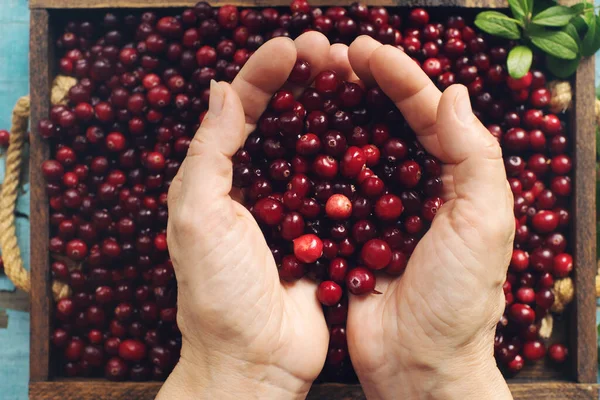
left=28, top=0, right=598, bottom=398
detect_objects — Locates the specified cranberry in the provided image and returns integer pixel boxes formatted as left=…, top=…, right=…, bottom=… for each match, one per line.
left=293, top=234, right=323, bottom=263
left=553, top=253, right=573, bottom=278
left=105, top=357, right=128, bottom=381
left=346, top=267, right=376, bottom=295
left=253, top=198, right=284, bottom=226
left=288, top=60, right=311, bottom=84
left=325, top=194, right=352, bottom=220
left=317, top=280, right=343, bottom=306
left=314, top=70, right=341, bottom=96
left=531, top=210, right=558, bottom=233
left=279, top=255, right=306, bottom=281
left=508, top=303, right=535, bottom=325
left=523, top=340, right=546, bottom=361
left=374, top=194, right=403, bottom=220
left=361, top=239, right=392, bottom=270
left=548, top=343, right=568, bottom=363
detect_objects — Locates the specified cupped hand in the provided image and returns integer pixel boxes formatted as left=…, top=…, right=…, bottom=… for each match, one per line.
left=344, top=36, right=515, bottom=400
left=158, top=32, right=335, bottom=400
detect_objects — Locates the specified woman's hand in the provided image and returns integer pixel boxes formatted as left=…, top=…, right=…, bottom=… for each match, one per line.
left=344, top=36, right=515, bottom=400
left=157, top=32, right=334, bottom=400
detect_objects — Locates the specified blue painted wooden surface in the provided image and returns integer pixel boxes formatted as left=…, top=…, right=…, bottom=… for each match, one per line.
left=0, top=1, right=31, bottom=399
left=0, top=2, right=598, bottom=399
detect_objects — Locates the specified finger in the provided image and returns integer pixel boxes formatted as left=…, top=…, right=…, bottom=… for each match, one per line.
left=231, top=37, right=297, bottom=131
left=287, top=31, right=331, bottom=96
left=436, top=85, right=513, bottom=237
left=179, top=81, right=246, bottom=210
left=325, top=44, right=360, bottom=82
left=347, top=35, right=382, bottom=87
left=365, top=44, right=446, bottom=160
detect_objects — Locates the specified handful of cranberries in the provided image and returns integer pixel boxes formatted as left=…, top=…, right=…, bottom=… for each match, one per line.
left=40, top=0, right=572, bottom=382
left=235, top=66, right=442, bottom=301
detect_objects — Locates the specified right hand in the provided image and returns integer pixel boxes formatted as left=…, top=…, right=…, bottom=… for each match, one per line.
left=344, top=36, right=515, bottom=400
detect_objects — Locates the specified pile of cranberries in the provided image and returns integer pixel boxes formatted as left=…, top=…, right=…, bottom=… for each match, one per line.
left=39, top=0, right=571, bottom=382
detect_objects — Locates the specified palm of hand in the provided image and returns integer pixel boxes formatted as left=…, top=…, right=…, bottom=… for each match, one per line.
left=176, top=201, right=329, bottom=383
left=346, top=194, right=510, bottom=377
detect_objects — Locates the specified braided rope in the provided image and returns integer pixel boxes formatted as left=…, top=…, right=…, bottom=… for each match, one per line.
left=0, top=76, right=76, bottom=300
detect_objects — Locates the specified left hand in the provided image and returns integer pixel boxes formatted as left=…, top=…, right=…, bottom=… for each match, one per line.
left=158, top=32, right=335, bottom=400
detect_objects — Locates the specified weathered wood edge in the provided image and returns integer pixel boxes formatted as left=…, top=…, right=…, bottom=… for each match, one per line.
left=30, top=0, right=508, bottom=9
left=29, top=381, right=600, bottom=400
left=572, top=55, right=598, bottom=383
left=29, top=9, right=53, bottom=383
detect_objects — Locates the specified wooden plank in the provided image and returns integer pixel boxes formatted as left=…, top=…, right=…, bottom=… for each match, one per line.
left=29, top=0, right=508, bottom=9
left=572, top=55, right=598, bottom=384
left=0, top=290, right=30, bottom=313
left=29, top=9, right=53, bottom=383
left=28, top=381, right=600, bottom=399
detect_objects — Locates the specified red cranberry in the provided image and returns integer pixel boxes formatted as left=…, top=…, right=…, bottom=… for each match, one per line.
left=346, top=267, right=376, bottom=295
left=548, top=343, right=568, bottom=363
left=293, top=234, right=323, bottom=263
left=553, top=253, right=573, bottom=278
left=317, top=280, right=343, bottom=306
left=325, top=194, right=352, bottom=220
left=523, top=340, right=546, bottom=361
left=361, top=239, right=392, bottom=270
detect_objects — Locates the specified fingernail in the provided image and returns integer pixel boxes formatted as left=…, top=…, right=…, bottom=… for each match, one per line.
left=209, top=80, right=225, bottom=116
left=453, top=86, right=473, bottom=122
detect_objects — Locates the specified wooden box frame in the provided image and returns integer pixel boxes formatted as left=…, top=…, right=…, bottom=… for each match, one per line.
left=28, top=0, right=598, bottom=398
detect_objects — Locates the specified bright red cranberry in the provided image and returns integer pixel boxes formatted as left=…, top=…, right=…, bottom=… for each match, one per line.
left=508, top=303, right=535, bottom=325
left=317, top=280, right=343, bottom=306
left=118, top=339, right=147, bottom=362
left=346, top=267, right=376, bottom=295
left=506, top=354, right=524, bottom=374
left=510, top=249, right=529, bottom=272
left=293, top=234, right=323, bottom=263
left=341, top=146, right=366, bottom=178
left=553, top=253, right=573, bottom=278
left=548, top=343, right=568, bottom=363
left=523, top=340, right=546, bottom=361
left=361, top=239, right=392, bottom=270
left=253, top=197, right=284, bottom=226
left=313, top=155, right=338, bottom=179
left=373, top=194, right=403, bottom=220
left=507, top=72, right=532, bottom=91
left=325, top=194, right=352, bottom=220
left=531, top=210, right=558, bottom=233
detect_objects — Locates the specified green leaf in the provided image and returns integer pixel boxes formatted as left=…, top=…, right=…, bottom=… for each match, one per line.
left=530, top=29, right=579, bottom=59
left=570, top=2, right=593, bottom=14
left=582, top=14, right=600, bottom=56
left=532, top=6, right=578, bottom=27
left=546, top=54, right=580, bottom=78
left=571, top=16, right=589, bottom=35
left=508, top=0, right=529, bottom=20
left=507, top=46, right=533, bottom=78
left=474, top=11, right=521, bottom=40
left=565, top=23, right=580, bottom=42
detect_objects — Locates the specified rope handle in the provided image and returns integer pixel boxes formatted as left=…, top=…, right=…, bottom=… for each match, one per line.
left=1, top=76, right=76, bottom=301
left=0, top=77, right=588, bottom=311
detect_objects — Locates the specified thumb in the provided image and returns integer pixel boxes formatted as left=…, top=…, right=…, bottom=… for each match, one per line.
left=436, top=85, right=514, bottom=243
left=178, top=80, right=246, bottom=212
